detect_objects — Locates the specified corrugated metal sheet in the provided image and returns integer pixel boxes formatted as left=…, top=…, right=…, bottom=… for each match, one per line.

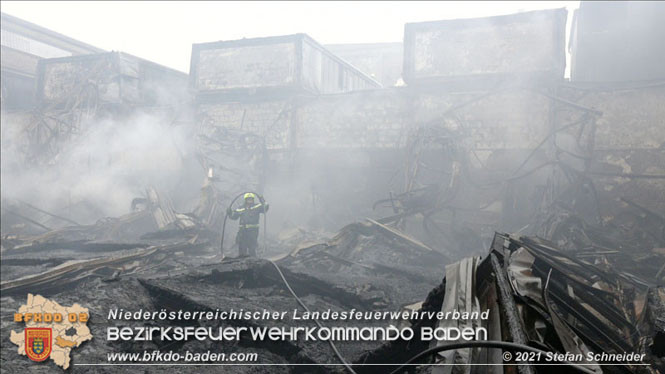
left=1, top=29, right=72, bottom=59
left=0, top=12, right=104, bottom=56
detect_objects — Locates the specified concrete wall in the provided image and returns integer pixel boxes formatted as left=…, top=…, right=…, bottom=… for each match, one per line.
left=560, top=84, right=665, bottom=216
left=575, top=86, right=665, bottom=149
left=197, top=99, right=291, bottom=150
left=296, top=89, right=410, bottom=149
left=195, top=81, right=665, bottom=235
left=199, top=87, right=553, bottom=152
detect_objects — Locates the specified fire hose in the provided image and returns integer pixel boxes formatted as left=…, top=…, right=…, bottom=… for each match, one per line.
left=220, top=191, right=267, bottom=260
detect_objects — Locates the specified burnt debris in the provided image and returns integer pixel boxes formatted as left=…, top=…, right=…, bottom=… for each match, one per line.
left=2, top=3, right=665, bottom=373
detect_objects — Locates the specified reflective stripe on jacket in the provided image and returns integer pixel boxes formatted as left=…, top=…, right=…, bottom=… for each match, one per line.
left=229, top=203, right=267, bottom=226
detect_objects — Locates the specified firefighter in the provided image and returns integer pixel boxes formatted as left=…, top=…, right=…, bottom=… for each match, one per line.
left=226, top=193, right=268, bottom=257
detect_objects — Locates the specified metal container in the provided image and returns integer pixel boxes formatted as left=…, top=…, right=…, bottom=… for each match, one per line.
left=190, top=33, right=381, bottom=100
left=570, top=2, right=665, bottom=82
left=403, top=9, right=567, bottom=85
left=36, top=52, right=188, bottom=107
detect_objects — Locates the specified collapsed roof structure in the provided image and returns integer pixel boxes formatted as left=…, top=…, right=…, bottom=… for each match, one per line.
left=1, top=3, right=664, bottom=373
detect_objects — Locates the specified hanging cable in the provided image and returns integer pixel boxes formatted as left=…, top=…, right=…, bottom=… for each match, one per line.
left=268, top=260, right=357, bottom=374
left=268, top=262, right=595, bottom=374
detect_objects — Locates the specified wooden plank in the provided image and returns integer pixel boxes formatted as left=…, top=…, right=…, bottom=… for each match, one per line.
left=366, top=218, right=435, bottom=253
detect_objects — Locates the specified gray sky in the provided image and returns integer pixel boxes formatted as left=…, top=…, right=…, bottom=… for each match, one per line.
left=2, top=1, right=579, bottom=73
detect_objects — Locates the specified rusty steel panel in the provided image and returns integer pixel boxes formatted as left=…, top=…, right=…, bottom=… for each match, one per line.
left=403, top=9, right=567, bottom=85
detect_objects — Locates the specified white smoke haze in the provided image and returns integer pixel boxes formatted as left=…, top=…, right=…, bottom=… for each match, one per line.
left=1, top=110, right=196, bottom=224
left=0, top=5, right=586, bottom=241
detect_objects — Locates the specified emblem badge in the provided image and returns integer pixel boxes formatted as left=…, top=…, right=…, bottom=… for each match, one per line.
left=25, top=328, right=52, bottom=362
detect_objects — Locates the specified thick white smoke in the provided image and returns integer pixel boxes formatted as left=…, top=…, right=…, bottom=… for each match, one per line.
left=1, top=109, right=196, bottom=224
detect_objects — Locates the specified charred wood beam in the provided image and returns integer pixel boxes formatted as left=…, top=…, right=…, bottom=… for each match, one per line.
left=366, top=218, right=436, bottom=254
left=5, top=241, right=150, bottom=254
left=18, top=199, right=82, bottom=226
left=375, top=208, right=431, bottom=225
left=0, top=242, right=205, bottom=296
left=0, top=246, right=157, bottom=296
left=1, top=208, right=52, bottom=231
left=137, top=279, right=325, bottom=370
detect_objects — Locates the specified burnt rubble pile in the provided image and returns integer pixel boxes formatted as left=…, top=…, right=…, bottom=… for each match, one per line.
left=0, top=185, right=220, bottom=284
left=536, top=202, right=665, bottom=286
left=2, top=4, right=665, bottom=373
left=0, top=212, right=449, bottom=311
left=279, top=219, right=448, bottom=308
left=0, top=196, right=469, bottom=373
left=1, top=186, right=207, bottom=246
left=2, top=197, right=664, bottom=373
left=1, top=215, right=441, bottom=373
left=357, top=233, right=665, bottom=374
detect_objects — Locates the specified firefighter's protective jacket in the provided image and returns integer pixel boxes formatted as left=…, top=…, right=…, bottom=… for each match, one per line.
left=228, top=202, right=268, bottom=228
